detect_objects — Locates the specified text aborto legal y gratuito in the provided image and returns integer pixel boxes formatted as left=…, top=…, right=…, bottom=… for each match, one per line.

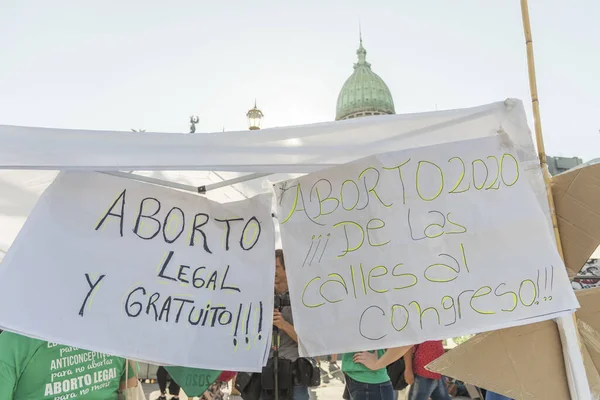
left=0, top=171, right=275, bottom=371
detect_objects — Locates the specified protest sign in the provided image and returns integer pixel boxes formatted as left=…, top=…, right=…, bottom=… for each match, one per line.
left=276, top=135, right=579, bottom=356
left=0, top=171, right=275, bottom=371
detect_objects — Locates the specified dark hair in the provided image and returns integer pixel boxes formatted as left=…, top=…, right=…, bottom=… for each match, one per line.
left=275, top=249, right=285, bottom=270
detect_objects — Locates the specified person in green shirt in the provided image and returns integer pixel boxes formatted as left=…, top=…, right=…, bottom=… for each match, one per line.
left=342, top=347, right=412, bottom=400
left=0, top=330, right=139, bottom=400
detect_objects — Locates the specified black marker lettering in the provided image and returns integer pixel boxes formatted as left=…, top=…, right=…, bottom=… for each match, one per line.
left=190, top=213, right=212, bottom=254
left=78, top=273, right=106, bottom=317
left=177, top=265, right=190, bottom=283
left=215, top=218, right=244, bottom=251
left=188, top=307, right=203, bottom=325
left=240, top=216, right=261, bottom=251
left=133, top=197, right=161, bottom=240
left=95, top=190, right=126, bottom=236
left=125, top=287, right=146, bottom=317
left=220, top=265, right=241, bottom=292
left=211, top=306, right=226, bottom=327
left=173, top=298, right=194, bottom=323
left=157, top=251, right=177, bottom=281
left=159, top=296, right=172, bottom=322
left=146, top=292, right=160, bottom=321
left=162, top=207, right=185, bottom=244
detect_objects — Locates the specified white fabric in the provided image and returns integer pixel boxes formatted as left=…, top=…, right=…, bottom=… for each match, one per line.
left=0, top=172, right=275, bottom=371
left=276, top=135, right=578, bottom=356
left=0, top=99, right=552, bottom=265
left=0, top=100, right=532, bottom=173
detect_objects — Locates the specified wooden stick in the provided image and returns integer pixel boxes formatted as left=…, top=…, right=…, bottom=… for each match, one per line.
left=520, top=1, right=589, bottom=399
left=520, top=0, right=564, bottom=257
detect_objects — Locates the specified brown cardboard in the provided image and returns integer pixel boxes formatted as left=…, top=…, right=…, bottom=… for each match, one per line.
left=574, top=288, right=600, bottom=373
left=428, top=321, right=569, bottom=399
left=581, top=339, right=600, bottom=399
left=576, top=287, right=600, bottom=399
left=429, top=288, right=600, bottom=399
left=552, top=163, right=600, bottom=277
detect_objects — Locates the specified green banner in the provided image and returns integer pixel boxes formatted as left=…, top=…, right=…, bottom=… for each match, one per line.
left=165, top=366, right=222, bottom=397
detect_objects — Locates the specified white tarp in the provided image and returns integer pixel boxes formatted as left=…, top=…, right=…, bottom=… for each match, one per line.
left=0, top=172, right=275, bottom=371
left=0, top=100, right=535, bottom=173
left=0, top=99, right=552, bottom=264
left=276, top=135, right=579, bottom=356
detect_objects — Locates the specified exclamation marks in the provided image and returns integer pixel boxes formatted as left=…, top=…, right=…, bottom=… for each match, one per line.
left=232, top=302, right=264, bottom=350
left=257, top=301, right=263, bottom=341
left=535, top=269, right=541, bottom=305
left=249, top=301, right=264, bottom=349
left=545, top=265, right=554, bottom=302
left=244, top=302, right=253, bottom=348
left=535, top=266, right=554, bottom=305
left=302, top=233, right=331, bottom=267
left=232, top=303, right=243, bottom=348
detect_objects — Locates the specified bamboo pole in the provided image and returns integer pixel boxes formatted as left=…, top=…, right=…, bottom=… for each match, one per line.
left=520, top=1, right=589, bottom=399
left=520, top=0, right=563, bottom=256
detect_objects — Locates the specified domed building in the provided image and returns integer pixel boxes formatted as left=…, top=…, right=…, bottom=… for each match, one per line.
left=335, top=36, right=395, bottom=120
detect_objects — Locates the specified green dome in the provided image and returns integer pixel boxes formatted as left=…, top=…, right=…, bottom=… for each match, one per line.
left=335, top=40, right=395, bottom=120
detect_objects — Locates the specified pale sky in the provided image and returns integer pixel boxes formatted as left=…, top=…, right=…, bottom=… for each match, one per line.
left=0, top=0, right=598, bottom=161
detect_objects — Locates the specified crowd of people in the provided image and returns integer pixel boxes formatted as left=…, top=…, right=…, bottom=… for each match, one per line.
left=230, top=249, right=512, bottom=400
left=0, top=249, right=513, bottom=400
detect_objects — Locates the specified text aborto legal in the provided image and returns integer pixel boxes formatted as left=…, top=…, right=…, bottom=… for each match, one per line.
left=0, top=171, right=275, bottom=371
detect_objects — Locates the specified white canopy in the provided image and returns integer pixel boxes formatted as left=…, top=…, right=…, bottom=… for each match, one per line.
left=0, top=99, right=550, bottom=262
left=1, top=100, right=535, bottom=172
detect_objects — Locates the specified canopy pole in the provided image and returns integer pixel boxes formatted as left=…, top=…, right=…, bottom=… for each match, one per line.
left=201, top=173, right=271, bottom=193
left=98, top=172, right=200, bottom=193
left=520, top=1, right=589, bottom=399
left=98, top=171, right=272, bottom=194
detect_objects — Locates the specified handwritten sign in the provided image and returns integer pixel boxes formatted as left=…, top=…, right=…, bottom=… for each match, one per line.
left=0, top=172, right=274, bottom=371
left=276, top=135, right=579, bottom=356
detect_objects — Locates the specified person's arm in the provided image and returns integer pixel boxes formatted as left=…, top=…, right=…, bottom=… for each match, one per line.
left=0, top=332, right=40, bottom=399
left=0, top=333, right=16, bottom=399
left=0, top=361, right=17, bottom=399
left=403, top=346, right=415, bottom=384
left=353, top=346, right=413, bottom=371
left=119, top=377, right=139, bottom=390
left=119, top=360, right=139, bottom=389
left=273, top=309, right=298, bottom=343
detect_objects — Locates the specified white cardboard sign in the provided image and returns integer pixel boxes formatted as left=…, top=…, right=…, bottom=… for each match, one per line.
left=0, top=172, right=275, bottom=371
left=276, top=135, right=579, bottom=356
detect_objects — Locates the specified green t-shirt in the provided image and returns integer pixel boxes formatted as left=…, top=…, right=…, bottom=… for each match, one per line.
left=0, top=331, right=133, bottom=400
left=342, top=350, right=390, bottom=384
